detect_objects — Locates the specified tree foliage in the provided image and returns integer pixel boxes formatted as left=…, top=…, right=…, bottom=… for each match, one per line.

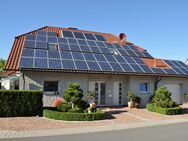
left=64, top=83, right=83, bottom=108
left=153, top=87, right=177, bottom=108
left=0, top=59, right=5, bottom=71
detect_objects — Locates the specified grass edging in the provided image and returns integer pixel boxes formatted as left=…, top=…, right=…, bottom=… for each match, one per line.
left=146, top=103, right=182, bottom=115
left=43, top=109, right=106, bottom=121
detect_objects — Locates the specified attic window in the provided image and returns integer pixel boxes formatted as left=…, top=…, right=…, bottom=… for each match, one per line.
left=48, top=43, right=59, bottom=51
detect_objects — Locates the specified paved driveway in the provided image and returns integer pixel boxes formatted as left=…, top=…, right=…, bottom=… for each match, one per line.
left=0, top=104, right=188, bottom=131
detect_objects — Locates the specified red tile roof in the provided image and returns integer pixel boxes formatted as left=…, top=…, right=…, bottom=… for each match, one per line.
left=5, top=26, right=146, bottom=70
left=141, top=58, right=170, bottom=68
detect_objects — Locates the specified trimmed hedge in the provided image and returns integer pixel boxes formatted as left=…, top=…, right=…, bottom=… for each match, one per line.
left=0, top=90, right=43, bottom=117
left=43, top=108, right=106, bottom=121
left=146, top=103, right=182, bottom=115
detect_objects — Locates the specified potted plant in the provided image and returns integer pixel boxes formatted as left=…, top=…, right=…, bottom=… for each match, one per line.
left=87, top=91, right=97, bottom=108
left=127, top=91, right=136, bottom=108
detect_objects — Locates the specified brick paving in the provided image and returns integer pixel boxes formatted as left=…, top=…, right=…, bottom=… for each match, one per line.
left=0, top=104, right=188, bottom=131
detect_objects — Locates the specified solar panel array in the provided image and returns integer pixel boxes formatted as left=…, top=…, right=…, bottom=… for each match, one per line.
left=19, top=30, right=188, bottom=76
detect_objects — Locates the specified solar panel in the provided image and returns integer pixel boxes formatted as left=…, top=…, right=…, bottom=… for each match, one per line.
left=58, top=38, right=68, bottom=44
left=83, top=53, right=95, bottom=61
left=96, top=41, right=106, bottom=48
left=77, top=39, right=87, bottom=46
left=117, top=49, right=129, bottom=56
left=126, top=50, right=137, bottom=57
left=61, top=51, right=72, bottom=59
left=79, top=45, right=91, bottom=52
left=72, top=52, right=84, bottom=60
left=87, top=61, right=101, bottom=71
left=130, top=64, right=144, bottom=73
left=98, top=62, right=112, bottom=71
left=114, top=55, right=126, bottom=63
left=177, top=61, right=188, bottom=68
left=62, top=60, right=76, bottom=69
left=164, top=60, right=175, bottom=67
left=68, top=38, right=78, bottom=45
left=49, top=59, right=62, bottom=69
left=94, top=34, right=106, bottom=41
left=59, top=44, right=70, bottom=51
left=151, top=68, right=165, bottom=74
left=34, top=58, right=47, bottom=68
left=134, top=51, right=145, bottom=58
left=100, top=48, right=111, bottom=54
left=142, top=51, right=153, bottom=58
left=120, top=63, right=135, bottom=72
left=104, top=54, right=117, bottom=62
left=24, top=40, right=35, bottom=48
left=84, top=33, right=96, bottom=40
left=62, top=31, right=74, bottom=38
left=105, top=43, right=114, bottom=48
left=47, top=32, right=57, bottom=37
left=35, top=41, right=48, bottom=49
left=87, top=40, right=97, bottom=46
left=75, top=60, right=89, bottom=70
left=123, top=56, right=135, bottom=64
left=35, top=49, right=47, bottom=58
left=37, top=31, right=46, bottom=36
left=179, top=67, right=188, bottom=74
left=48, top=51, right=60, bottom=59
left=110, top=63, right=123, bottom=72
left=48, top=37, right=58, bottom=43
left=94, top=54, right=106, bottom=62
left=127, top=45, right=138, bottom=51
left=69, top=44, right=81, bottom=51
left=113, top=43, right=122, bottom=48
left=90, top=46, right=101, bottom=53
left=132, top=57, right=145, bottom=64
left=73, top=32, right=85, bottom=39
left=163, top=68, right=177, bottom=74
left=26, top=35, right=36, bottom=40
left=140, top=65, right=153, bottom=73
left=172, top=67, right=185, bottom=75
left=37, top=36, right=47, bottom=42
left=22, top=48, right=34, bottom=57
left=20, top=57, right=33, bottom=68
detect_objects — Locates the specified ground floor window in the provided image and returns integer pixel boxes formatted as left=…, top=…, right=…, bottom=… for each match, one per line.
left=44, top=81, right=58, bottom=92
left=139, top=82, right=149, bottom=93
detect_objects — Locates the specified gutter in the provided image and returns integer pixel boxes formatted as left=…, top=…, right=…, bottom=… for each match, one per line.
left=154, top=77, right=163, bottom=91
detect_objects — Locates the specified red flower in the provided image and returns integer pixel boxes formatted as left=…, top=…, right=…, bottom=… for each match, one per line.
left=52, top=99, right=63, bottom=107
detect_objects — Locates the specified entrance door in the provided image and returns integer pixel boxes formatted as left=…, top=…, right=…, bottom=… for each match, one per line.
left=113, top=82, right=123, bottom=105
left=89, top=82, right=106, bottom=106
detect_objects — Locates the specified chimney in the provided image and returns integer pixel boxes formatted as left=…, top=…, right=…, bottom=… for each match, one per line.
left=119, top=33, right=127, bottom=43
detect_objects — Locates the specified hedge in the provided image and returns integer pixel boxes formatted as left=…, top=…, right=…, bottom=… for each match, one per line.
left=0, top=90, right=43, bottom=117
left=146, top=103, right=182, bottom=115
left=43, top=108, right=106, bottom=121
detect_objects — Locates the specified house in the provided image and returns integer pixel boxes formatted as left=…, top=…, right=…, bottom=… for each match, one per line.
left=0, top=71, right=19, bottom=90
left=5, top=26, right=188, bottom=107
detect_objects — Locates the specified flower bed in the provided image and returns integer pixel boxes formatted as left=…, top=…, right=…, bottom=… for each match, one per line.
left=146, top=103, right=182, bottom=115
left=43, top=108, right=106, bottom=121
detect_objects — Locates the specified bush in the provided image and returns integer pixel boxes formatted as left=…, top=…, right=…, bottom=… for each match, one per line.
left=127, top=91, right=136, bottom=102
left=43, top=109, right=106, bottom=121
left=57, top=102, right=71, bottom=112
left=146, top=103, right=182, bottom=115
left=68, top=108, right=83, bottom=113
left=153, top=87, right=177, bottom=108
left=75, top=100, right=89, bottom=110
left=0, top=90, right=43, bottom=117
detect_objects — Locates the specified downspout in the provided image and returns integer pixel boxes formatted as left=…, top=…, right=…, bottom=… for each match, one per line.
left=154, top=77, right=163, bottom=91
left=22, top=71, right=26, bottom=90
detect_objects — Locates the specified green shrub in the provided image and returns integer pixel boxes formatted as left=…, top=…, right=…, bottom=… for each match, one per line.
left=57, top=102, right=71, bottom=112
left=75, top=100, right=89, bottom=110
left=153, top=87, right=177, bottom=108
left=43, top=109, right=106, bottom=121
left=127, top=91, right=136, bottom=102
left=68, top=108, right=83, bottom=113
left=146, top=103, right=182, bottom=115
left=0, top=90, right=43, bottom=117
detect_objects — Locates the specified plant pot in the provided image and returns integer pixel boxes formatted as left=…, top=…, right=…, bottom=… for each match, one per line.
left=135, top=103, right=139, bottom=108
left=90, top=103, right=96, bottom=109
left=128, top=101, right=135, bottom=108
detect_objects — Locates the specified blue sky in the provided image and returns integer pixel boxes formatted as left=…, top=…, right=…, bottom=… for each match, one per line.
left=0, top=0, right=187, bottom=61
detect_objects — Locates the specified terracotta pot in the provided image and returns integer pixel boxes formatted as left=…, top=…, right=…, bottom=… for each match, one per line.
left=90, top=103, right=96, bottom=109
left=128, top=101, right=135, bottom=108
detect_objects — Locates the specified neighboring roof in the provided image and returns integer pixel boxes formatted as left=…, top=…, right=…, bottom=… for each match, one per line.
left=4, top=26, right=188, bottom=77
left=0, top=71, right=16, bottom=77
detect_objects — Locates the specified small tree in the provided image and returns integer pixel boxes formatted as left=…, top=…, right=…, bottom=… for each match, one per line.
left=87, top=91, right=97, bottom=103
left=127, top=91, right=136, bottom=102
left=153, top=87, right=177, bottom=108
left=64, top=83, right=83, bottom=109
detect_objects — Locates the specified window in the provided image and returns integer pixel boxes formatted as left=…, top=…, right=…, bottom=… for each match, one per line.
left=44, top=81, right=58, bottom=92
left=119, top=82, right=123, bottom=104
left=139, top=82, right=149, bottom=93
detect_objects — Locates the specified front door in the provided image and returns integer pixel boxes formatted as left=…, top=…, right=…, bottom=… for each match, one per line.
left=89, top=82, right=106, bottom=106
left=113, top=82, right=123, bottom=105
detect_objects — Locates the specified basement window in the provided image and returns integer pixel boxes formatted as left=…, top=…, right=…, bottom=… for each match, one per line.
left=139, top=82, right=149, bottom=93
left=44, top=81, right=58, bottom=93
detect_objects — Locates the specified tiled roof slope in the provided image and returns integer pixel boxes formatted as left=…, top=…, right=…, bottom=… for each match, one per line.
left=5, top=26, right=144, bottom=70
left=4, top=26, right=188, bottom=77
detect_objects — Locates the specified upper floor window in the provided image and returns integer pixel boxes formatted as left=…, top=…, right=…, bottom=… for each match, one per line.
left=139, top=82, right=149, bottom=93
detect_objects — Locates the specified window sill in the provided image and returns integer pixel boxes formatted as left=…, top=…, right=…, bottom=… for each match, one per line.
left=139, top=92, right=150, bottom=94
